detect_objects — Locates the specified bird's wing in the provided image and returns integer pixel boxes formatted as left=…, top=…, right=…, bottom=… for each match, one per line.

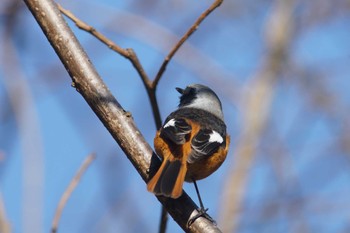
left=188, top=129, right=224, bottom=163
left=160, top=118, right=192, bottom=145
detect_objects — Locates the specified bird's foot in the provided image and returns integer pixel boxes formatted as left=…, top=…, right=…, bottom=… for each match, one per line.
left=187, top=208, right=216, bottom=227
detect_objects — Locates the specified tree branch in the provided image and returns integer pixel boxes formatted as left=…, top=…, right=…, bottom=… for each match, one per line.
left=51, top=153, right=96, bottom=233
left=153, top=0, right=223, bottom=88
left=58, top=4, right=162, bottom=128
left=23, top=0, right=222, bottom=231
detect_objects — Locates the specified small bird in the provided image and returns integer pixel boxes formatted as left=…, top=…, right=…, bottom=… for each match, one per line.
left=147, top=84, right=230, bottom=202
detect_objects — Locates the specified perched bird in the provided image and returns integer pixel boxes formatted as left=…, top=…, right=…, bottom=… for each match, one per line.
left=147, top=84, right=230, bottom=202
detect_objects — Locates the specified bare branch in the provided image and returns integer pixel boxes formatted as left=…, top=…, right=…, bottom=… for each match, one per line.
left=57, top=4, right=152, bottom=85
left=58, top=4, right=162, bottom=128
left=23, top=0, right=222, bottom=231
left=153, top=0, right=223, bottom=88
left=58, top=4, right=128, bottom=58
left=51, top=153, right=96, bottom=233
left=0, top=193, right=11, bottom=233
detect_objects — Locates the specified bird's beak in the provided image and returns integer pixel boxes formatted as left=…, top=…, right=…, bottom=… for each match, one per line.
left=176, top=87, right=184, bottom=94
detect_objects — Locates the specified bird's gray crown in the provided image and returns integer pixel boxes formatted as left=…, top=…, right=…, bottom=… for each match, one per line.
left=176, top=84, right=224, bottom=120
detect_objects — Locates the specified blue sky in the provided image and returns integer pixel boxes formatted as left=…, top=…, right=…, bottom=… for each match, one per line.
left=1, top=0, right=350, bottom=233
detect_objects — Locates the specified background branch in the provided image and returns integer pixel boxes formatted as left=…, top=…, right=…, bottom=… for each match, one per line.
left=1, top=3, right=44, bottom=231
left=0, top=193, right=11, bottom=233
left=220, top=0, right=296, bottom=232
left=51, top=153, right=96, bottom=233
left=23, top=0, right=222, bottom=231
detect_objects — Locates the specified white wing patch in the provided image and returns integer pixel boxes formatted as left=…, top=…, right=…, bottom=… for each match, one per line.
left=164, top=118, right=176, bottom=128
left=209, top=130, right=223, bottom=143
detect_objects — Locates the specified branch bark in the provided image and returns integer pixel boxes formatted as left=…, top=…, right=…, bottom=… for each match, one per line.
left=23, top=0, right=222, bottom=231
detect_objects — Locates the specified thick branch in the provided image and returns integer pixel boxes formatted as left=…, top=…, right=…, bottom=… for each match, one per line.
left=23, top=0, right=221, bottom=231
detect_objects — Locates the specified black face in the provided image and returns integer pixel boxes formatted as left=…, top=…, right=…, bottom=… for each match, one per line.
left=176, top=86, right=197, bottom=107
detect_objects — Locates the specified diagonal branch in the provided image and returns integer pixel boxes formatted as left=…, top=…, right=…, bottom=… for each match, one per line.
left=58, top=4, right=162, bottom=128
left=58, top=4, right=128, bottom=57
left=153, top=0, right=223, bottom=88
left=23, top=0, right=222, bottom=232
left=51, top=153, right=96, bottom=233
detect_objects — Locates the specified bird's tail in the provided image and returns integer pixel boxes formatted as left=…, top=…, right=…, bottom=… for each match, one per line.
left=147, top=154, right=187, bottom=199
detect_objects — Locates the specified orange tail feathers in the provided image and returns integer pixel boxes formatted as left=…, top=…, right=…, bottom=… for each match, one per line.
left=147, top=155, right=187, bottom=199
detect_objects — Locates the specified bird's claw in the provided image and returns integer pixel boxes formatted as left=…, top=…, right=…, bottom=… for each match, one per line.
left=187, top=208, right=216, bottom=227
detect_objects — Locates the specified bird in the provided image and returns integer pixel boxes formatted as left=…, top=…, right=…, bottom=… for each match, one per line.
left=147, top=84, right=230, bottom=204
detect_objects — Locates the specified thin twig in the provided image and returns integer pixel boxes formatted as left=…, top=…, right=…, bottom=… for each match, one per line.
left=152, top=0, right=223, bottom=88
left=58, top=4, right=127, bottom=57
left=58, top=4, right=162, bottom=127
left=58, top=4, right=151, bottom=85
left=51, top=153, right=96, bottom=233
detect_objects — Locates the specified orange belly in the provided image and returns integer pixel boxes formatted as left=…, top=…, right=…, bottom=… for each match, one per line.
left=186, top=135, right=230, bottom=181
